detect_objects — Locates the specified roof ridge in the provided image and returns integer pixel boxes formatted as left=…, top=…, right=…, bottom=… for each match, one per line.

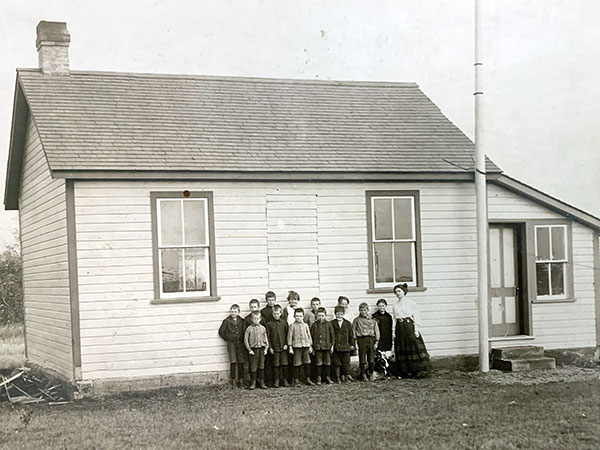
left=16, top=68, right=419, bottom=88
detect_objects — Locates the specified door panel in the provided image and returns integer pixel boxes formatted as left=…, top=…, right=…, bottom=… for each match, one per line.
left=489, top=225, right=521, bottom=336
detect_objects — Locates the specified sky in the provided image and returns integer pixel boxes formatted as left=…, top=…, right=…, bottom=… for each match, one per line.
left=0, top=0, right=598, bottom=246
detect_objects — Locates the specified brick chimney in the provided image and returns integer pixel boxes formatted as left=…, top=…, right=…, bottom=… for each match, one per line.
left=36, top=21, right=70, bottom=75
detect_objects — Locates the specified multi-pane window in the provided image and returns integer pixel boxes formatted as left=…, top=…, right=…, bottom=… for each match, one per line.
left=367, top=192, right=422, bottom=288
left=534, top=224, right=567, bottom=299
left=153, top=194, right=214, bottom=299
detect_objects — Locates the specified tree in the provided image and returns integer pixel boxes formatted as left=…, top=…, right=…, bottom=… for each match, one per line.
left=0, top=242, right=23, bottom=324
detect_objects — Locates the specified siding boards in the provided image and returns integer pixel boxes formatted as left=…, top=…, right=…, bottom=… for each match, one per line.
left=74, top=180, right=597, bottom=380
left=488, top=185, right=597, bottom=349
left=19, top=116, right=73, bottom=380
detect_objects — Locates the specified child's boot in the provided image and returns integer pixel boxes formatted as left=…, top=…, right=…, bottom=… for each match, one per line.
left=282, top=366, right=290, bottom=387
left=315, top=375, right=321, bottom=386
left=273, top=367, right=280, bottom=388
left=360, top=364, right=368, bottom=381
left=303, top=364, right=315, bottom=385
left=258, top=370, right=267, bottom=389
left=334, top=366, right=341, bottom=383
left=323, top=366, right=333, bottom=384
left=249, top=371, right=257, bottom=390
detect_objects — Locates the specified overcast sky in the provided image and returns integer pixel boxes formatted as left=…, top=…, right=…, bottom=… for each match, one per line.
left=0, top=0, right=598, bottom=246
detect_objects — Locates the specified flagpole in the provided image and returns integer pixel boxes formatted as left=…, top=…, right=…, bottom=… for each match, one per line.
left=475, top=0, right=490, bottom=372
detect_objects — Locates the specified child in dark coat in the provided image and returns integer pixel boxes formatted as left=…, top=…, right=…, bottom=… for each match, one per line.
left=310, top=307, right=335, bottom=385
left=372, top=299, right=393, bottom=355
left=330, top=305, right=355, bottom=383
left=266, top=304, right=289, bottom=387
left=218, top=304, right=246, bottom=388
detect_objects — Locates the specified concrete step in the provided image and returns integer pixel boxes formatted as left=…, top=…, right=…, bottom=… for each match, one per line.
left=491, top=356, right=556, bottom=372
left=491, top=345, right=544, bottom=360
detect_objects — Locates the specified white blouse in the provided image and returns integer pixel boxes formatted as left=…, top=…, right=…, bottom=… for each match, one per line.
left=392, top=297, right=422, bottom=337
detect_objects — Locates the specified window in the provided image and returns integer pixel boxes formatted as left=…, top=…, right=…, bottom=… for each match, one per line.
left=366, top=191, right=423, bottom=290
left=151, top=192, right=218, bottom=302
left=534, top=224, right=568, bottom=299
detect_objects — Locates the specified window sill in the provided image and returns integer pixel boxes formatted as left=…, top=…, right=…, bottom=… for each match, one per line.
left=532, top=297, right=576, bottom=304
left=151, top=295, right=221, bottom=305
left=366, top=287, right=427, bottom=294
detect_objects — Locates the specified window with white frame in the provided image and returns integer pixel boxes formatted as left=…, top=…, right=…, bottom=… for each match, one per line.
left=534, top=224, right=568, bottom=299
left=155, top=195, right=213, bottom=298
left=367, top=192, right=422, bottom=288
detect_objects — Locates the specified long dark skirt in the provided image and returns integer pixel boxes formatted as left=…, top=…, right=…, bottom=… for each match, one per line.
left=394, top=318, right=431, bottom=378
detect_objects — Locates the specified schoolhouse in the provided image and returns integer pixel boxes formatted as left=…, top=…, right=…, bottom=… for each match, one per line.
left=5, top=22, right=599, bottom=386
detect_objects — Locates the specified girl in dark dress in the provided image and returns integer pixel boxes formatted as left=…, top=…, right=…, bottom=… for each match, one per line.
left=392, top=283, right=431, bottom=378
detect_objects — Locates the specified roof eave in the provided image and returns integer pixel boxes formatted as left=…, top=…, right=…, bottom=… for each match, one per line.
left=51, top=169, right=503, bottom=182
left=492, top=174, right=600, bottom=231
left=4, top=75, right=29, bottom=211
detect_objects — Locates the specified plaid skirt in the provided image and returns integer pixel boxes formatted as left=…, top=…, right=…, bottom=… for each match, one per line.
left=394, top=318, right=431, bottom=377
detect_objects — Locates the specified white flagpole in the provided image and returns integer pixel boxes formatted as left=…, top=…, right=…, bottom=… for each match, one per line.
left=475, top=0, right=490, bottom=372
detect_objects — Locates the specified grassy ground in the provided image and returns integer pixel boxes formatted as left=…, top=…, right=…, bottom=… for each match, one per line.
left=0, top=369, right=599, bottom=450
left=0, top=324, right=25, bottom=374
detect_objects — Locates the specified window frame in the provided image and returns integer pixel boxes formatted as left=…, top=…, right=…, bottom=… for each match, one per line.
left=526, top=220, right=574, bottom=304
left=533, top=224, right=568, bottom=300
left=150, top=191, right=219, bottom=304
left=366, top=190, right=425, bottom=293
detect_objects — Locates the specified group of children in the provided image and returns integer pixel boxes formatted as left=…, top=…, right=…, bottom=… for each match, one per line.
left=218, top=290, right=394, bottom=389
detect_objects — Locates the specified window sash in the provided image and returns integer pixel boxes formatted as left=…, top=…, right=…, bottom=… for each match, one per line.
left=157, top=198, right=211, bottom=298
left=534, top=225, right=568, bottom=299
left=370, top=195, right=418, bottom=287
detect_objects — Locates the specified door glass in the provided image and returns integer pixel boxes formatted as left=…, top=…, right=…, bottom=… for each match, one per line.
left=489, top=228, right=502, bottom=288
left=502, top=228, right=515, bottom=287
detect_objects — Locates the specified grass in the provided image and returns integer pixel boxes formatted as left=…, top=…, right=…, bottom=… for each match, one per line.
left=1, top=370, right=599, bottom=449
left=0, top=324, right=25, bottom=374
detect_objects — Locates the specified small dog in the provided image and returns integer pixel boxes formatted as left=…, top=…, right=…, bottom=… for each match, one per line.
left=374, top=350, right=390, bottom=378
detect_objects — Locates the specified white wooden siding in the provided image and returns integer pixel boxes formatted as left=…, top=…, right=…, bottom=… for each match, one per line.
left=74, top=180, right=597, bottom=380
left=267, top=193, right=319, bottom=296
left=19, top=116, right=73, bottom=379
left=488, top=184, right=597, bottom=349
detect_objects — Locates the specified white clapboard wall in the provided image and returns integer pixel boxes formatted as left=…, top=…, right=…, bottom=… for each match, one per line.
left=19, top=116, right=73, bottom=379
left=266, top=193, right=319, bottom=298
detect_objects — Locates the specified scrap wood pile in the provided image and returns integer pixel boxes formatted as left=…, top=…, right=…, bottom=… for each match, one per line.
left=1, top=368, right=69, bottom=405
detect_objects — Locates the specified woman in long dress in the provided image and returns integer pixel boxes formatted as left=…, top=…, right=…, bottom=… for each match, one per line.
left=392, top=283, right=431, bottom=378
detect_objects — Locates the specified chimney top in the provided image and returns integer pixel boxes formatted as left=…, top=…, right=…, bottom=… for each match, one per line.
left=36, top=21, right=70, bottom=75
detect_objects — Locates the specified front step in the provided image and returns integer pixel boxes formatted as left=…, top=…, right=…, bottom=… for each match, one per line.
left=491, top=346, right=556, bottom=372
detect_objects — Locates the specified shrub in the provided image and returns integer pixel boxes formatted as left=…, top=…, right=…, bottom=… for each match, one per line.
left=0, top=244, right=23, bottom=324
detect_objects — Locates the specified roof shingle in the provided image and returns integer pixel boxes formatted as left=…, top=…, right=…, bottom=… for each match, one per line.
left=17, top=69, right=500, bottom=174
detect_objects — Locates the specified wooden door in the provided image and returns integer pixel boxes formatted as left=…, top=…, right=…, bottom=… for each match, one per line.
left=489, top=225, right=521, bottom=337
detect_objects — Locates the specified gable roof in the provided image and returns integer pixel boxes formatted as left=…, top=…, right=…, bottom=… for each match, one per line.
left=492, top=175, right=600, bottom=230
left=15, top=69, right=499, bottom=173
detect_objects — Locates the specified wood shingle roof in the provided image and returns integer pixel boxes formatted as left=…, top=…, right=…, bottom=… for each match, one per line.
left=16, top=69, right=500, bottom=174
